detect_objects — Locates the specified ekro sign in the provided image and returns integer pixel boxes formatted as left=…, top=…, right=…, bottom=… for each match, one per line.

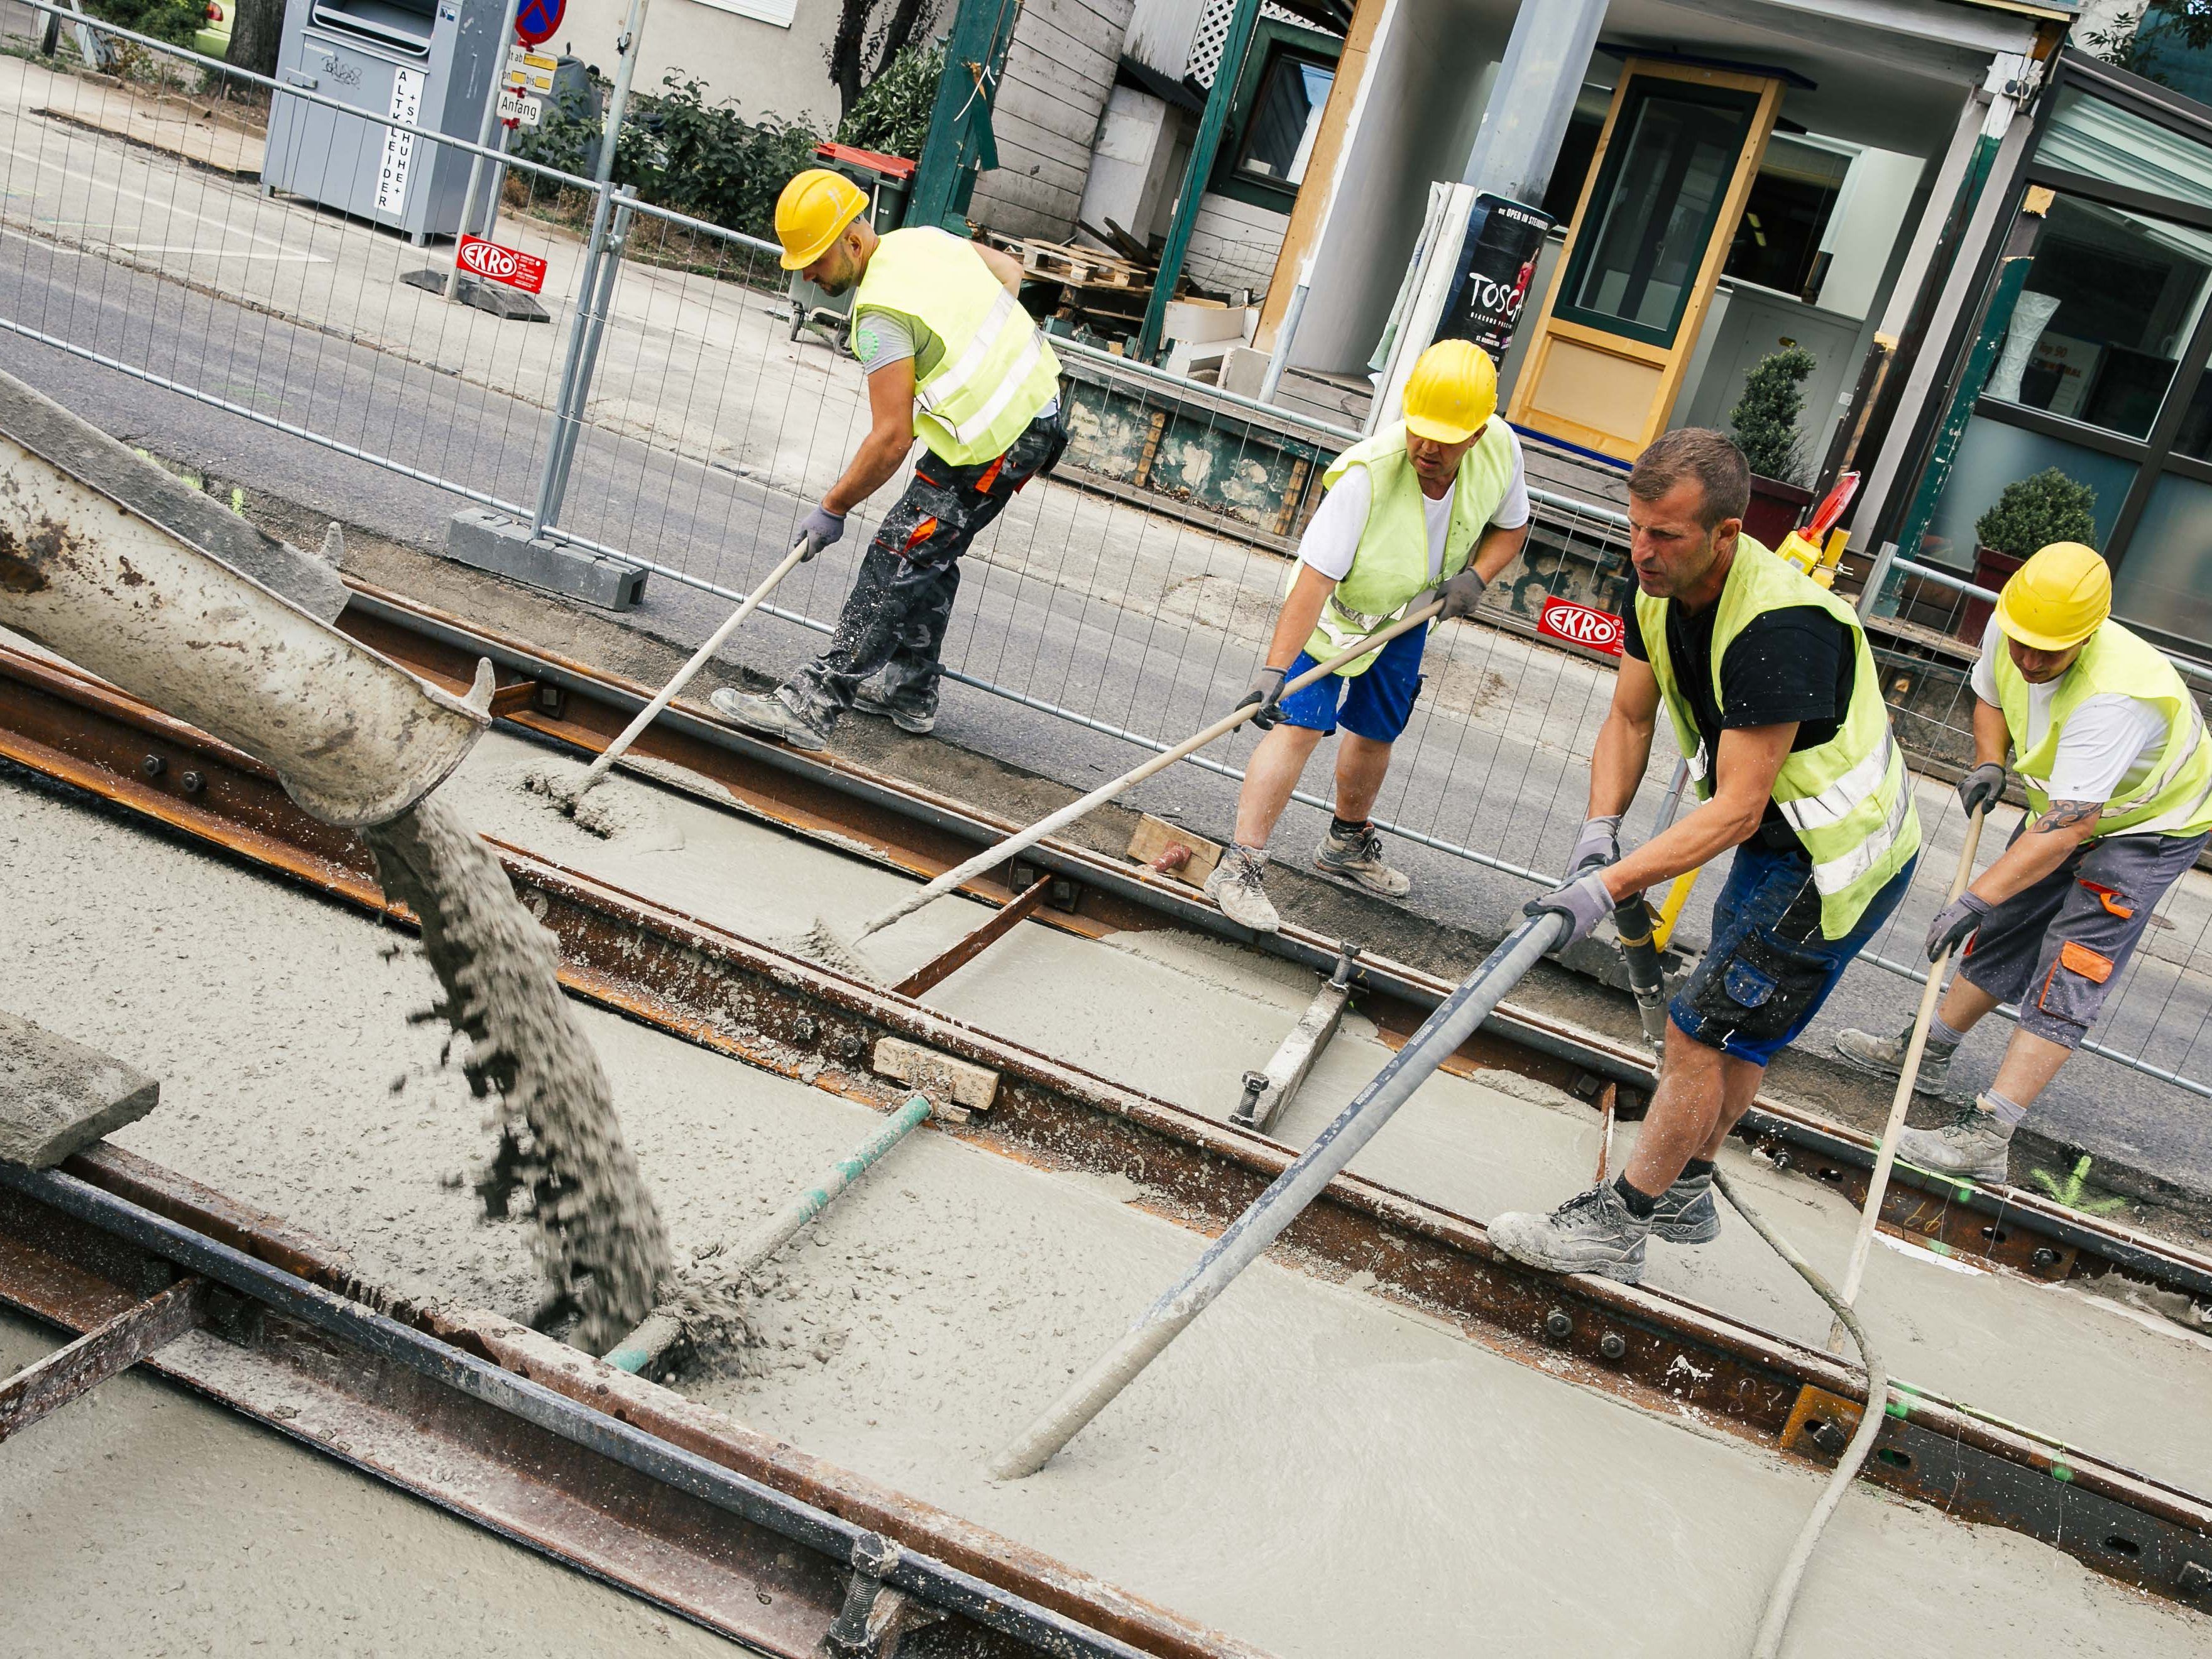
left=1536, top=596, right=1624, bottom=656
left=455, top=235, right=548, bottom=293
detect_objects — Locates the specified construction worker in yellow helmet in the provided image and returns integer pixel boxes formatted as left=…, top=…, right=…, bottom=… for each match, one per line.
left=1837, top=540, right=2212, bottom=1185
left=1203, top=337, right=1531, bottom=933
left=713, top=168, right=1065, bottom=750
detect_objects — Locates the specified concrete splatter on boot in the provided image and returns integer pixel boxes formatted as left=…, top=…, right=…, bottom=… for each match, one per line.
left=1205, top=844, right=1281, bottom=933
left=1650, top=1169, right=1720, bottom=1244
left=712, top=685, right=831, bottom=752
left=1313, top=821, right=1410, bottom=897
left=853, top=680, right=936, bottom=735
left=1895, top=1095, right=2016, bottom=1186
left=1489, top=1184, right=1650, bottom=1283
left=1834, top=1021, right=1953, bottom=1095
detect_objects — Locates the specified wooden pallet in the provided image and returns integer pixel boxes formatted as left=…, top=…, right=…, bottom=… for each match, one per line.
left=983, top=231, right=1150, bottom=290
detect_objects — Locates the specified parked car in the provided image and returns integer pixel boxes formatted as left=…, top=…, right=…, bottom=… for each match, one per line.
left=194, top=1, right=229, bottom=60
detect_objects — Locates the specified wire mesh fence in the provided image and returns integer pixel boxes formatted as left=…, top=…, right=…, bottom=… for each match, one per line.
left=1, top=0, right=2209, bottom=1110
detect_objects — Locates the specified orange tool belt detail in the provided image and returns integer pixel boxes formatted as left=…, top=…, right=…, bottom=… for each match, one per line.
left=975, top=456, right=1006, bottom=493
left=901, top=516, right=939, bottom=552
left=2059, top=939, right=2115, bottom=982
left=2077, top=879, right=2134, bottom=919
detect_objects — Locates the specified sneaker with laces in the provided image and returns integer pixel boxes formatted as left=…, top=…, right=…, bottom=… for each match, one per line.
left=1834, top=1022, right=1952, bottom=1095
left=1650, top=1170, right=1720, bottom=1245
left=853, top=681, right=936, bottom=735
left=710, top=686, right=831, bottom=752
left=1488, top=1184, right=1650, bottom=1283
left=1895, top=1095, right=2015, bottom=1186
left=1203, top=844, right=1281, bottom=933
left=1313, top=821, right=1411, bottom=897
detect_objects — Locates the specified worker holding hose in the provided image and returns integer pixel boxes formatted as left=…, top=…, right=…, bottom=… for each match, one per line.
left=1835, top=542, right=2212, bottom=1184
left=715, top=169, right=1066, bottom=750
left=1203, top=339, right=1531, bottom=933
left=1489, top=429, right=1920, bottom=1283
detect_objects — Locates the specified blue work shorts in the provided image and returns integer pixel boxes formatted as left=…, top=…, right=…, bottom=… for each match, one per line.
left=1670, top=840, right=1916, bottom=1066
left=1276, top=623, right=1426, bottom=742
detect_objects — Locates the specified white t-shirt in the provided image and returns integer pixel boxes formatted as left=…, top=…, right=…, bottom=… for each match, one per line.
left=1296, top=429, right=1531, bottom=583
left=1970, top=617, right=2167, bottom=811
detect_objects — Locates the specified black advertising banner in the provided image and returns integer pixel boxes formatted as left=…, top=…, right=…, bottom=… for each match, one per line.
left=1433, top=193, right=1553, bottom=363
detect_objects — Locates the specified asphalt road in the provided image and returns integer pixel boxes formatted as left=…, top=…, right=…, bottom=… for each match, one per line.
left=5, top=214, right=2212, bottom=1202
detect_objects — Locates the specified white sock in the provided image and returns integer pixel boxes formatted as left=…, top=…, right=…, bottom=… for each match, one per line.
left=1978, top=1090, right=2029, bottom=1130
left=1929, top=1014, right=1970, bottom=1050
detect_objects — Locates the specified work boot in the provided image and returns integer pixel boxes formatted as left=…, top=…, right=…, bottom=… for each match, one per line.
left=1205, top=844, right=1281, bottom=933
left=1650, top=1169, right=1721, bottom=1246
left=1488, top=1184, right=1650, bottom=1284
left=1313, top=821, right=1411, bottom=898
left=710, top=686, right=831, bottom=752
left=1895, top=1095, right=2017, bottom=1186
left=853, top=680, right=937, bottom=735
left=1834, top=1022, right=1952, bottom=1096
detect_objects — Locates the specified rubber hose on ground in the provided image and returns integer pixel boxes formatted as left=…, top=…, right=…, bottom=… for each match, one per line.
left=1712, top=1166, right=1889, bottom=1659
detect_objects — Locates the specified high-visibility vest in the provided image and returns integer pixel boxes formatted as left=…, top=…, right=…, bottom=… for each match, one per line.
left=851, top=229, right=1063, bottom=467
left=1301, top=421, right=1518, bottom=677
left=1991, top=618, right=2212, bottom=839
left=1638, top=535, right=1920, bottom=938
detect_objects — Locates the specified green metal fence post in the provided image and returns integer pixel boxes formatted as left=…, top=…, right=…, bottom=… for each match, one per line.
left=907, top=0, right=1021, bottom=232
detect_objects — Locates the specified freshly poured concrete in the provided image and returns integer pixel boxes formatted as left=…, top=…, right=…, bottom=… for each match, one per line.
left=442, top=738, right=2212, bottom=1501
left=0, top=1311, right=745, bottom=1656
left=4, top=767, right=2210, bottom=1657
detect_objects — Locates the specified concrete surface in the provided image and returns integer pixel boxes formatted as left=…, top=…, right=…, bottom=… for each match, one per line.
left=0, top=1007, right=156, bottom=1166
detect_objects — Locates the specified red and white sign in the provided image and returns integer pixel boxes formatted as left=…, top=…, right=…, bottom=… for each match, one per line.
left=455, top=235, right=547, bottom=293
left=1537, top=596, right=1624, bottom=655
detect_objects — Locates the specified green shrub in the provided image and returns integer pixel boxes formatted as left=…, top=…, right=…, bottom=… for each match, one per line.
left=1973, top=467, right=2099, bottom=558
left=838, top=40, right=942, bottom=162
left=1728, top=345, right=1817, bottom=483
left=85, top=0, right=204, bottom=47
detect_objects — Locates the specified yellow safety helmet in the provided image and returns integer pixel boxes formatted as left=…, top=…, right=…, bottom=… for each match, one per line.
left=775, top=168, right=868, bottom=271
left=1402, top=339, right=1499, bottom=444
left=1995, top=540, right=2111, bottom=652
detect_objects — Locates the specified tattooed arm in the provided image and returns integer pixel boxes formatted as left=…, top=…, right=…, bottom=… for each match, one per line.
left=1963, top=796, right=2104, bottom=908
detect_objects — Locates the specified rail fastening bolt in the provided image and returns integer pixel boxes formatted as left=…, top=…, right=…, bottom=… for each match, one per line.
left=1599, top=1332, right=1626, bottom=1361
left=180, top=770, right=204, bottom=795
left=834, top=1033, right=863, bottom=1062
left=1543, top=1307, right=1572, bottom=1342
left=792, top=1015, right=819, bottom=1044
left=2032, top=1246, right=2060, bottom=1270
left=141, top=754, right=164, bottom=778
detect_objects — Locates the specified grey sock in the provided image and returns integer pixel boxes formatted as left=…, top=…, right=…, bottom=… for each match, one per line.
left=1929, top=1014, right=1971, bottom=1049
left=1979, top=1090, right=2029, bottom=1129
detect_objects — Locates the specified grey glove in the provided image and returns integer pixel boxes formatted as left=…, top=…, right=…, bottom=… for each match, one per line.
left=1957, top=762, right=2007, bottom=819
left=1437, top=566, right=1487, bottom=620
left=1236, top=666, right=1289, bottom=731
left=1568, top=813, right=1623, bottom=877
left=1925, top=891, right=1992, bottom=962
left=797, top=503, right=846, bottom=561
left=1525, top=870, right=1614, bottom=948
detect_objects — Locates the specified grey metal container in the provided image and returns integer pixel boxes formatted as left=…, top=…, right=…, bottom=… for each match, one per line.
left=261, top=0, right=506, bottom=244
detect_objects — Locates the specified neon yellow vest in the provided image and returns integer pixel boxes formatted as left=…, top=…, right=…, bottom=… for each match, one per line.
left=851, top=229, right=1063, bottom=467
left=1638, top=536, right=1920, bottom=938
left=1991, top=619, right=2212, bottom=839
left=1302, top=421, right=1518, bottom=677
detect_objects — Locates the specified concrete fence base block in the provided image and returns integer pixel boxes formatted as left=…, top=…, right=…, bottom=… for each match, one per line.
left=445, top=509, right=646, bottom=611
left=0, top=1010, right=159, bottom=1168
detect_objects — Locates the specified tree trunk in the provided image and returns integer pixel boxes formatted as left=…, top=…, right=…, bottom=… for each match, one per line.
left=226, top=0, right=285, bottom=82
left=829, top=0, right=869, bottom=117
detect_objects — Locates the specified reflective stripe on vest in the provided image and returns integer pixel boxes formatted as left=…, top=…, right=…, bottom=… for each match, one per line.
left=1636, top=534, right=1920, bottom=938
left=1991, top=618, right=2212, bottom=840
left=1300, top=421, right=1518, bottom=677
left=851, top=229, right=1063, bottom=467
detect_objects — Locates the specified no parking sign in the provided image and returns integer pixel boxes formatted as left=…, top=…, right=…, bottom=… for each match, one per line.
left=515, top=0, right=563, bottom=47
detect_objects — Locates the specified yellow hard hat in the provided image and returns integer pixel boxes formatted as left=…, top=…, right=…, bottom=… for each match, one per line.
left=1402, top=339, right=1498, bottom=444
left=1995, top=540, right=2111, bottom=651
left=775, top=168, right=868, bottom=271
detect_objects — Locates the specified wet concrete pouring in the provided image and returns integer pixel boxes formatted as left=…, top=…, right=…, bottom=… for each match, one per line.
left=6, top=705, right=2212, bottom=1656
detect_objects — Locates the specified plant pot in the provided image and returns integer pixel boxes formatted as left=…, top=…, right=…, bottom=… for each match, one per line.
left=1743, top=473, right=1815, bottom=549
left=1959, top=544, right=2025, bottom=642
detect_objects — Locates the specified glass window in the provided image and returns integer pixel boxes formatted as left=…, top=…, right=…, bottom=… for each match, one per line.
left=1234, top=52, right=1334, bottom=188
left=1561, top=82, right=1759, bottom=344
left=2113, top=472, right=2212, bottom=646
left=1919, top=415, right=2137, bottom=569
left=1977, top=194, right=2212, bottom=439
left=2039, top=85, right=2212, bottom=212
left=1724, top=136, right=1853, bottom=300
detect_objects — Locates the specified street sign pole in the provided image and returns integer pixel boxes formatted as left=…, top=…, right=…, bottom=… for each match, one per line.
left=592, top=0, right=653, bottom=190
left=448, top=0, right=525, bottom=300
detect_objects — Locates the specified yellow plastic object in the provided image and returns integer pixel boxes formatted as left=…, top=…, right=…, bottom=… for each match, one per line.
left=774, top=168, right=868, bottom=271
left=1651, top=865, right=1702, bottom=953
left=1402, top=339, right=1499, bottom=443
left=1995, top=540, right=2111, bottom=650
left=1774, top=530, right=1822, bottom=574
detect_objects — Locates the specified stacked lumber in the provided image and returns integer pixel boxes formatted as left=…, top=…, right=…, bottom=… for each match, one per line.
left=979, top=230, right=1154, bottom=342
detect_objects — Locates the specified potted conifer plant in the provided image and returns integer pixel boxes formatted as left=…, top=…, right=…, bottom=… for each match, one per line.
left=1728, top=344, right=1818, bottom=545
left=1961, top=467, right=2099, bottom=639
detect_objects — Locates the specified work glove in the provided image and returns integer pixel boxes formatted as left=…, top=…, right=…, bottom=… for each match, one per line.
left=1568, top=813, right=1623, bottom=878
left=1924, top=892, right=1992, bottom=963
left=797, top=503, right=846, bottom=561
left=1437, top=566, right=1487, bottom=621
left=1525, top=870, right=1614, bottom=949
left=1235, top=666, right=1289, bottom=731
left=1956, top=762, right=2007, bottom=819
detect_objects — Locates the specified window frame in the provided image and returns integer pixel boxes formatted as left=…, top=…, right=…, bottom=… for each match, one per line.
left=1207, top=19, right=1344, bottom=214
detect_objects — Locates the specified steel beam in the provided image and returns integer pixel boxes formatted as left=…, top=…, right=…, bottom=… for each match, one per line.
left=0, top=1273, right=205, bottom=1439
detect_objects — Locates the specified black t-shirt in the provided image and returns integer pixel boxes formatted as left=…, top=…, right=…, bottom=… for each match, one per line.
left=1621, top=588, right=1856, bottom=843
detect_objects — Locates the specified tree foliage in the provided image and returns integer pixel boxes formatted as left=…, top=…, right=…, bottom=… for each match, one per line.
left=828, top=0, right=948, bottom=119
left=2083, top=2, right=2212, bottom=85
left=1728, top=345, right=1817, bottom=484
left=84, top=0, right=202, bottom=47
left=837, top=39, right=943, bottom=161
left=1974, top=467, right=2099, bottom=559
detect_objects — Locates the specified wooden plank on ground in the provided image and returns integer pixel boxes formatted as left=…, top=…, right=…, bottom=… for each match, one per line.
left=1126, top=814, right=1221, bottom=886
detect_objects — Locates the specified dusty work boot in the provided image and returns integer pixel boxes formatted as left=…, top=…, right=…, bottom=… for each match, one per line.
left=710, top=686, right=831, bottom=752
left=852, top=680, right=937, bottom=735
left=1834, top=1022, right=1952, bottom=1096
left=1313, top=820, right=1411, bottom=898
left=1204, top=844, right=1281, bottom=933
left=1649, top=1169, right=1721, bottom=1246
left=1895, top=1095, right=2017, bottom=1186
left=1488, top=1184, right=1650, bottom=1283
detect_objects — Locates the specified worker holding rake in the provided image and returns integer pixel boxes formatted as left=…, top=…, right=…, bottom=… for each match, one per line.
left=1203, top=338, right=1533, bottom=933
left=1836, top=542, right=2212, bottom=1185
left=716, top=168, right=1066, bottom=750
left=1491, top=430, right=1920, bottom=1283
